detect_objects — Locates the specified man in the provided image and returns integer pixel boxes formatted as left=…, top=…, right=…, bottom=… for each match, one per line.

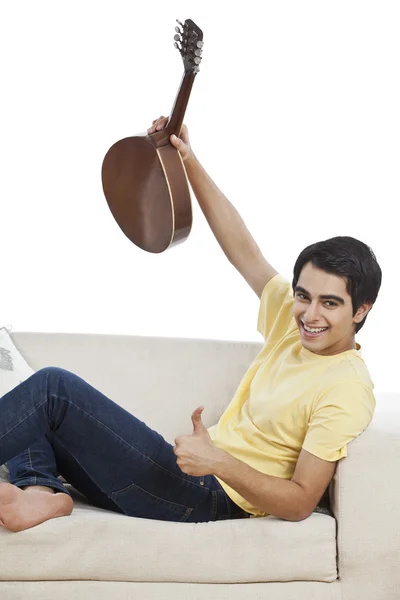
left=0, top=117, right=381, bottom=531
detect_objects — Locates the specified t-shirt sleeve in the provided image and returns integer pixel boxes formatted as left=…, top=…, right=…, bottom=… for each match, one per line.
left=302, top=381, right=376, bottom=462
left=257, top=274, right=297, bottom=345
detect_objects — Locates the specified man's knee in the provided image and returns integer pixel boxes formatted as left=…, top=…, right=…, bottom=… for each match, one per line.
left=35, top=366, right=64, bottom=378
left=33, top=366, right=74, bottom=387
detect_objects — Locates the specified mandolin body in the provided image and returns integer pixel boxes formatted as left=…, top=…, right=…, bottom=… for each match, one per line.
left=101, top=133, right=192, bottom=253
left=101, top=18, right=202, bottom=253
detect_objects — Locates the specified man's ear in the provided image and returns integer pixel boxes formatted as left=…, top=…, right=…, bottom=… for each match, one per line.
left=353, top=303, right=373, bottom=324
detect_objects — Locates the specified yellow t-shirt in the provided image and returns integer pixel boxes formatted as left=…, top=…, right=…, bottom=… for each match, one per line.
left=207, top=274, right=375, bottom=517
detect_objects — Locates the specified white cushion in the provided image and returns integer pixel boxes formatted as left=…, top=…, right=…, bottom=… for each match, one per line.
left=0, top=484, right=337, bottom=583
left=0, top=325, right=35, bottom=482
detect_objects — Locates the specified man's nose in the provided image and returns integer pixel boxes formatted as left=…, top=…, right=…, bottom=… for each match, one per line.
left=304, top=302, right=321, bottom=322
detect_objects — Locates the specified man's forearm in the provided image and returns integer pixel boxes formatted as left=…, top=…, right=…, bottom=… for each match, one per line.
left=213, top=449, right=308, bottom=522
left=184, top=154, right=262, bottom=267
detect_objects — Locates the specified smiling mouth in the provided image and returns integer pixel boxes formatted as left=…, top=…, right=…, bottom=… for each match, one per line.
left=300, top=322, right=329, bottom=338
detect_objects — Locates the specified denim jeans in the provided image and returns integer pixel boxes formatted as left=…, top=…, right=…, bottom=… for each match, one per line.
left=1, top=367, right=250, bottom=523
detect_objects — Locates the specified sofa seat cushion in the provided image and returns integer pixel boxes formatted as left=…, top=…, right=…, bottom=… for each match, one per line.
left=0, top=485, right=337, bottom=584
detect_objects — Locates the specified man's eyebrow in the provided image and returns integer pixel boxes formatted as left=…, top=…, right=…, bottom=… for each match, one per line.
left=294, top=286, right=345, bottom=305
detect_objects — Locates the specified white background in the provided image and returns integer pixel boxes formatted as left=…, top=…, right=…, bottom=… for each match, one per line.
left=1, top=1, right=398, bottom=392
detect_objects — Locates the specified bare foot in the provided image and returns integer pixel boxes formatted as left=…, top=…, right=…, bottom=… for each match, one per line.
left=0, top=483, right=73, bottom=532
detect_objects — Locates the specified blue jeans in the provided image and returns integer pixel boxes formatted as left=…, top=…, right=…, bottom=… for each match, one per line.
left=1, top=367, right=250, bottom=522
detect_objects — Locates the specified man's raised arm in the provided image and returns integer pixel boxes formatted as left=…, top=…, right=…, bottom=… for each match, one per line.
left=148, top=117, right=278, bottom=298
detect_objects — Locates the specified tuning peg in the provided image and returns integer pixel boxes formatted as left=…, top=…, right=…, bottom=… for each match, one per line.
left=176, top=19, right=184, bottom=28
left=175, top=26, right=182, bottom=33
left=174, top=41, right=182, bottom=53
left=196, top=40, right=204, bottom=49
left=173, top=33, right=181, bottom=42
left=194, top=66, right=200, bottom=74
left=193, top=57, right=201, bottom=65
left=194, top=48, right=202, bottom=57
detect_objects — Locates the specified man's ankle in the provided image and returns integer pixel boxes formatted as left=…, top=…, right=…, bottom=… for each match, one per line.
left=22, top=485, right=56, bottom=494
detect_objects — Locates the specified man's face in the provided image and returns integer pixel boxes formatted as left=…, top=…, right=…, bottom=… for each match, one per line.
left=293, top=262, right=370, bottom=356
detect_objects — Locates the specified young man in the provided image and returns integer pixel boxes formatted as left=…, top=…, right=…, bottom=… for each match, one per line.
left=0, top=118, right=381, bottom=532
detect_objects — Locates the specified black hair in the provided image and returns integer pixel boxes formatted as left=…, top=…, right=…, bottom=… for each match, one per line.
left=292, top=236, right=382, bottom=333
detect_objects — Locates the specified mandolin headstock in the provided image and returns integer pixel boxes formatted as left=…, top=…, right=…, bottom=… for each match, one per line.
left=173, top=19, right=204, bottom=74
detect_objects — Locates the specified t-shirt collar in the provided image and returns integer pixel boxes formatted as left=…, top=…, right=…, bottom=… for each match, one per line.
left=299, top=341, right=362, bottom=360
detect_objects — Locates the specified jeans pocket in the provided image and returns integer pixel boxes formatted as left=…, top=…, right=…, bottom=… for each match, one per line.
left=111, top=481, right=194, bottom=522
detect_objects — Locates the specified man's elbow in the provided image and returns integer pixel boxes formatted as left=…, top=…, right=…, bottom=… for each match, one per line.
left=283, top=505, right=313, bottom=522
left=269, top=504, right=312, bottom=522
left=290, top=509, right=313, bottom=522
left=286, top=488, right=314, bottom=522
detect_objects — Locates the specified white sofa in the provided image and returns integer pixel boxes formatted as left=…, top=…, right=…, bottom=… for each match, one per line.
left=0, top=331, right=399, bottom=600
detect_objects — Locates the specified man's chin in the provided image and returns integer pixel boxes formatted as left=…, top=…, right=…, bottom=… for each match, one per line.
left=298, top=330, right=331, bottom=354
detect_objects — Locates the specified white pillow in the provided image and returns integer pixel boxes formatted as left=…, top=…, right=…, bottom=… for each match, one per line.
left=0, top=325, right=36, bottom=482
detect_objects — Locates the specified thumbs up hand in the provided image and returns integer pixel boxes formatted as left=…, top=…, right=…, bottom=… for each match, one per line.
left=173, top=407, right=227, bottom=477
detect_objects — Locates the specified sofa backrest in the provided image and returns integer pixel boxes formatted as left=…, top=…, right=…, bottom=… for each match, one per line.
left=11, top=331, right=263, bottom=443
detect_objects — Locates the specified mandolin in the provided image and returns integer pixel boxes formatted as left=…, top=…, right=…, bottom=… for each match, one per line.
left=101, top=19, right=204, bottom=254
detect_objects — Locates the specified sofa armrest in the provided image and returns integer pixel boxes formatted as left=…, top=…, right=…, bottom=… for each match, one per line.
left=330, top=403, right=400, bottom=599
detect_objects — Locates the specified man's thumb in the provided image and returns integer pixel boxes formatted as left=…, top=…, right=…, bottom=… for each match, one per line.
left=170, top=134, right=184, bottom=149
left=191, top=406, right=206, bottom=433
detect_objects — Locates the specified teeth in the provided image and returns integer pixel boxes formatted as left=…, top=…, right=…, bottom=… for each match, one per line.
left=303, top=323, right=327, bottom=334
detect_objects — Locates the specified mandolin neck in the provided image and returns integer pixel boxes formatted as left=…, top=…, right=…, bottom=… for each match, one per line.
left=151, top=71, right=196, bottom=148
left=167, top=70, right=196, bottom=135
